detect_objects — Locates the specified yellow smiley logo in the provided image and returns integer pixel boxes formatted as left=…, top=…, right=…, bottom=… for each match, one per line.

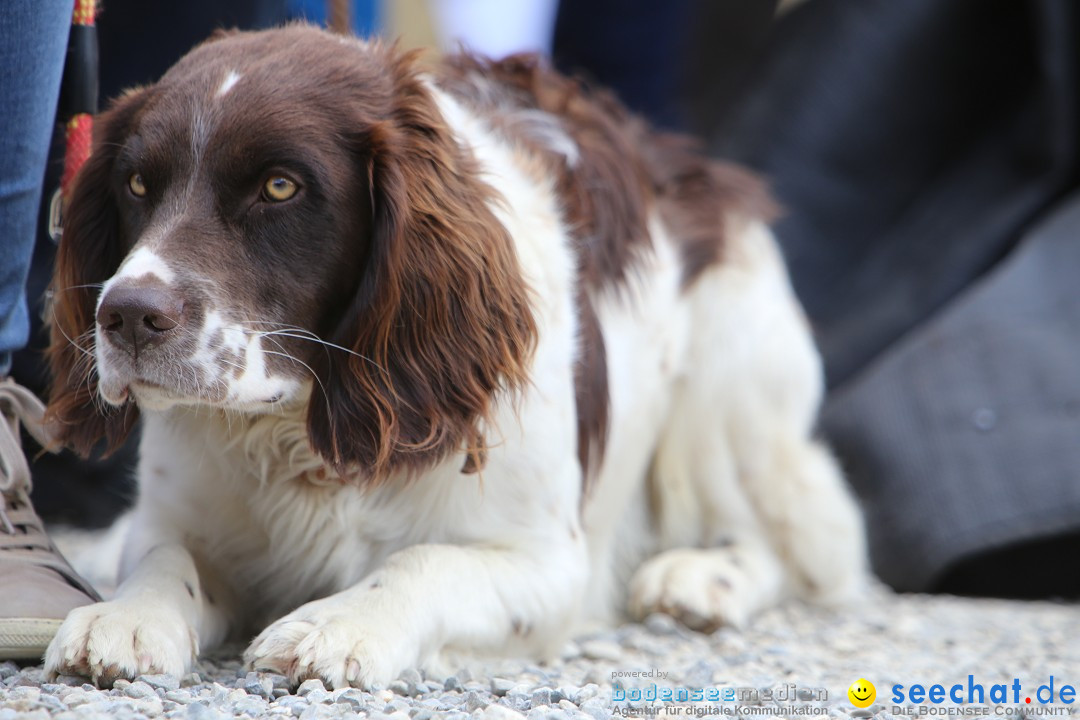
left=848, top=679, right=876, bottom=708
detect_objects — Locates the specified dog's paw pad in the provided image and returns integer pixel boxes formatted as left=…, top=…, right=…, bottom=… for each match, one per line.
left=44, top=601, right=196, bottom=685
left=245, top=603, right=410, bottom=690
left=628, top=547, right=757, bottom=633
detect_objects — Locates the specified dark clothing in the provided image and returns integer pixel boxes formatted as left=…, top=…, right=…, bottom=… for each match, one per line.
left=698, top=0, right=1080, bottom=594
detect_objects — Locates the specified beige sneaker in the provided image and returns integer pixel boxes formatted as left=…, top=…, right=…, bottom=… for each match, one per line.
left=0, top=377, right=100, bottom=661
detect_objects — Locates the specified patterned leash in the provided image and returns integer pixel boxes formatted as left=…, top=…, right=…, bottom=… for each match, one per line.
left=49, top=0, right=98, bottom=240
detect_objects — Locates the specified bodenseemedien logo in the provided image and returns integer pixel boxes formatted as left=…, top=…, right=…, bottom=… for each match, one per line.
left=610, top=680, right=830, bottom=716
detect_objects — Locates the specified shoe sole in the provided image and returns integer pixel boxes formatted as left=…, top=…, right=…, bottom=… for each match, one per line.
left=0, top=618, right=61, bottom=661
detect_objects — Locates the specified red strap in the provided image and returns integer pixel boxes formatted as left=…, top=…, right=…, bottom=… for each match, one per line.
left=72, top=0, right=95, bottom=27
left=61, top=114, right=93, bottom=199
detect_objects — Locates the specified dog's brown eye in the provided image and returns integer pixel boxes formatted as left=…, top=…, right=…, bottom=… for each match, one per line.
left=263, top=176, right=297, bottom=202
left=128, top=173, right=147, bottom=197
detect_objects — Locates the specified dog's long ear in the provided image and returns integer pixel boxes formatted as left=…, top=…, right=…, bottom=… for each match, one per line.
left=306, top=61, right=537, bottom=483
left=45, top=88, right=151, bottom=456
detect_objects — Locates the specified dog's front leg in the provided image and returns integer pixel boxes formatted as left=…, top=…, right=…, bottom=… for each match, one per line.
left=245, top=539, right=586, bottom=689
left=44, top=543, right=225, bottom=685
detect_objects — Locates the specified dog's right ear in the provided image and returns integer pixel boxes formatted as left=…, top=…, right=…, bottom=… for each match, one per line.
left=45, top=87, right=152, bottom=457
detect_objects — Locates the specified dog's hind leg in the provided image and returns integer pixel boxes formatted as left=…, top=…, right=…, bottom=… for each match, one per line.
left=628, top=222, right=866, bottom=630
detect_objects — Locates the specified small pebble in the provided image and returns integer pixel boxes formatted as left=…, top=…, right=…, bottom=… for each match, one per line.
left=166, top=690, right=197, bottom=705
left=137, top=673, right=181, bottom=692
left=241, top=671, right=274, bottom=699
left=579, top=698, right=612, bottom=720
left=306, top=688, right=333, bottom=705
left=187, top=702, right=228, bottom=720
left=266, top=673, right=291, bottom=690
left=531, top=687, right=553, bottom=708
left=505, top=689, right=530, bottom=712
left=490, top=677, right=515, bottom=696
left=644, top=613, right=679, bottom=635
left=180, top=672, right=203, bottom=688
left=296, top=678, right=328, bottom=697
left=7, top=685, right=41, bottom=702
left=385, top=697, right=412, bottom=713
left=231, top=695, right=268, bottom=716
left=482, top=705, right=527, bottom=720
left=574, top=684, right=600, bottom=704
left=464, top=690, right=486, bottom=712
left=334, top=689, right=367, bottom=711
left=276, top=696, right=310, bottom=718
left=299, top=704, right=339, bottom=720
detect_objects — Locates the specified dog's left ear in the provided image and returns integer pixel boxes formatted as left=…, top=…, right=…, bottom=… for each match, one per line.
left=45, top=87, right=152, bottom=456
left=306, top=61, right=537, bottom=482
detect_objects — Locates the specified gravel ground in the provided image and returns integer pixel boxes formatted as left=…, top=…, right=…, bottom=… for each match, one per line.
left=3, top=584, right=1078, bottom=720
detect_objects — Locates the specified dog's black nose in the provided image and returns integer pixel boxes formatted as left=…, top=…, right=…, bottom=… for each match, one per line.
left=97, top=284, right=185, bottom=356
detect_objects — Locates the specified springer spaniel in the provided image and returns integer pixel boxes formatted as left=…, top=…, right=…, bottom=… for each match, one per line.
left=43, top=25, right=865, bottom=688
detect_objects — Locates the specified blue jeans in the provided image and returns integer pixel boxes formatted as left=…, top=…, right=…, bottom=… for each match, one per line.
left=0, top=0, right=74, bottom=376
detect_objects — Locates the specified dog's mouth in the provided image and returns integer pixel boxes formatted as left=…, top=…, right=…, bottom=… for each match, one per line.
left=130, top=379, right=195, bottom=405
left=98, top=372, right=222, bottom=411
left=94, top=338, right=229, bottom=409
left=98, top=358, right=303, bottom=414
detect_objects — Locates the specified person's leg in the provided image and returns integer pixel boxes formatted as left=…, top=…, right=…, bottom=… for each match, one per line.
left=0, top=1, right=74, bottom=374
left=0, top=0, right=101, bottom=662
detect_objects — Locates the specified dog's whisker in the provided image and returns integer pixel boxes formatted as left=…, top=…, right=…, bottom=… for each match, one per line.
left=49, top=310, right=97, bottom=362
left=49, top=283, right=106, bottom=294
left=249, top=329, right=388, bottom=376
left=263, top=349, right=330, bottom=409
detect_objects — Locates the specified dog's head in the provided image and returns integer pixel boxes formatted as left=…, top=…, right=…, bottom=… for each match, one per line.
left=47, top=25, right=536, bottom=481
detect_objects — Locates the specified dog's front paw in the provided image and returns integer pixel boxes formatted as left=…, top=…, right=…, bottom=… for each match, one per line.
left=628, top=546, right=775, bottom=633
left=245, top=599, right=414, bottom=690
left=44, top=601, right=197, bottom=686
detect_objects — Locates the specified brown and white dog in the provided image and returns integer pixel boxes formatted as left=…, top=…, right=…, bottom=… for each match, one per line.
left=43, top=25, right=864, bottom=688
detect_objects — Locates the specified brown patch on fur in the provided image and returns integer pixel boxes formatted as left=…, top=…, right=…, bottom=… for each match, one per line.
left=437, top=54, right=654, bottom=291
left=642, top=134, right=778, bottom=289
left=572, top=290, right=608, bottom=483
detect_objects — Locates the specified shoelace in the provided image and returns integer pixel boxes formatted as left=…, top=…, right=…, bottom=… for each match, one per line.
left=0, top=378, right=99, bottom=599
left=0, top=378, right=54, bottom=535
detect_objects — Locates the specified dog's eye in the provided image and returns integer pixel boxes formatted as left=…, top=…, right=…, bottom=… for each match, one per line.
left=263, top=176, right=298, bottom=202
left=128, top=173, right=147, bottom=198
